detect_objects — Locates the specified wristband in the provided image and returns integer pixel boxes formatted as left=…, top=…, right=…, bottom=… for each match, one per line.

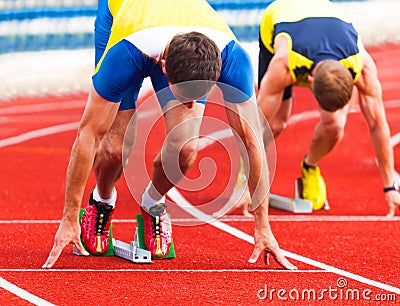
left=383, top=183, right=399, bottom=193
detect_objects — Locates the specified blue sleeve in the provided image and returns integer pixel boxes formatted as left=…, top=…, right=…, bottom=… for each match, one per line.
left=94, top=0, right=113, bottom=66
left=218, top=41, right=255, bottom=103
left=150, top=73, right=176, bottom=108
left=92, top=40, right=145, bottom=102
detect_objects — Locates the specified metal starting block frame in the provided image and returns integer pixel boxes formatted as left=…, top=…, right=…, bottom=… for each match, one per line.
left=269, top=193, right=313, bottom=213
left=269, top=178, right=313, bottom=213
left=73, top=228, right=153, bottom=264
left=269, top=178, right=330, bottom=213
left=112, top=228, right=152, bottom=264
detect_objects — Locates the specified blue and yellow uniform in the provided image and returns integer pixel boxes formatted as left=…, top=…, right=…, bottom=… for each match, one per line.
left=93, top=0, right=254, bottom=110
left=259, top=0, right=363, bottom=99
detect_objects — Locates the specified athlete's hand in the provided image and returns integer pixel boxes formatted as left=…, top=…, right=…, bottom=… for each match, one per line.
left=385, top=190, right=400, bottom=217
left=248, top=228, right=298, bottom=270
left=42, top=218, right=88, bottom=269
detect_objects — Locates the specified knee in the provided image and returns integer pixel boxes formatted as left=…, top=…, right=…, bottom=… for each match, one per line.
left=178, top=141, right=198, bottom=173
left=97, top=140, right=124, bottom=166
left=159, top=139, right=198, bottom=175
left=323, top=124, right=345, bottom=143
left=270, top=120, right=288, bottom=138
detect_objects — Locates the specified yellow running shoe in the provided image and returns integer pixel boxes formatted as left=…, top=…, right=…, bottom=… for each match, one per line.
left=235, top=157, right=247, bottom=191
left=301, top=159, right=327, bottom=210
left=234, top=157, right=251, bottom=215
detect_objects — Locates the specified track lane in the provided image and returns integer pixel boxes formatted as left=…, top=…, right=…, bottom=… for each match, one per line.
left=1, top=44, right=400, bottom=304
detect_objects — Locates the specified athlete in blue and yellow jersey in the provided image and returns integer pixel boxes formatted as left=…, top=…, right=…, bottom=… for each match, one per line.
left=254, top=0, right=400, bottom=213
left=43, top=0, right=297, bottom=270
left=93, top=0, right=254, bottom=110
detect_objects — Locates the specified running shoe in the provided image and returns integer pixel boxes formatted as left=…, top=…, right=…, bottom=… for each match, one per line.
left=140, top=203, right=172, bottom=259
left=234, top=157, right=251, bottom=214
left=81, top=192, right=115, bottom=255
left=301, top=159, right=327, bottom=210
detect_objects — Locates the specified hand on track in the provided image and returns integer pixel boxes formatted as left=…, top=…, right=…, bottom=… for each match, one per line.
left=42, top=219, right=88, bottom=269
left=248, top=229, right=297, bottom=270
left=386, top=190, right=400, bottom=217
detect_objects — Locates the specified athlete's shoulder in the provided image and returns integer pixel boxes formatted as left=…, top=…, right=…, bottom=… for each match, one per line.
left=262, top=0, right=352, bottom=23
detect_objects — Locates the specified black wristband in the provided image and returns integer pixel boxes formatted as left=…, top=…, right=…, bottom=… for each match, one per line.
left=383, top=183, right=399, bottom=193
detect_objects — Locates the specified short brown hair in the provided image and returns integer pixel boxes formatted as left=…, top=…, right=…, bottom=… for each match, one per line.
left=311, top=60, right=353, bottom=112
left=165, top=32, right=222, bottom=100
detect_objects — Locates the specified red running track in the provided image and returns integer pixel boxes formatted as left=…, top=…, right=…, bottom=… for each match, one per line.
left=0, top=44, right=399, bottom=305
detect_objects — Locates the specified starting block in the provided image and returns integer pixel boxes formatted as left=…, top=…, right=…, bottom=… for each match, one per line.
left=269, top=178, right=314, bottom=213
left=73, top=228, right=152, bottom=263
left=269, top=178, right=330, bottom=213
left=73, top=210, right=175, bottom=262
left=269, top=193, right=313, bottom=213
left=112, top=228, right=152, bottom=263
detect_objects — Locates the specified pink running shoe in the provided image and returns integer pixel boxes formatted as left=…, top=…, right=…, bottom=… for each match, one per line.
left=140, top=204, right=172, bottom=259
left=81, top=192, right=115, bottom=255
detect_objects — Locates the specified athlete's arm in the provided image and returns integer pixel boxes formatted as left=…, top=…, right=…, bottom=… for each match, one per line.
left=43, top=40, right=144, bottom=268
left=355, top=47, right=400, bottom=216
left=224, top=96, right=297, bottom=270
left=257, top=35, right=293, bottom=122
left=218, top=40, right=296, bottom=269
left=42, top=87, right=120, bottom=268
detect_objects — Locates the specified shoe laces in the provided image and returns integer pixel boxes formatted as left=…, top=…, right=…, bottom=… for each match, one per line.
left=88, top=196, right=113, bottom=236
left=147, top=204, right=170, bottom=239
left=302, top=162, right=320, bottom=178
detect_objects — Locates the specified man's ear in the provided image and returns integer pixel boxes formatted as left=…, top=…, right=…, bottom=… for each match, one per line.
left=161, top=59, right=167, bottom=75
left=308, top=75, right=314, bottom=84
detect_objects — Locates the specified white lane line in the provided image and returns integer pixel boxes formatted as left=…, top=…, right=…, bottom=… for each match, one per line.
left=167, top=188, right=400, bottom=295
left=0, top=269, right=327, bottom=273
left=0, top=277, right=55, bottom=306
left=0, top=100, right=85, bottom=115
left=289, top=110, right=319, bottom=125
left=261, top=215, right=400, bottom=221
left=1, top=215, right=400, bottom=224
left=198, top=128, right=233, bottom=150
left=2, top=98, right=398, bottom=149
left=384, top=99, right=400, bottom=109
left=0, top=122, right=80, bottom=148
left=390, top=131, right=400, bottom=147
left=0, top=109, right=157, bottom=149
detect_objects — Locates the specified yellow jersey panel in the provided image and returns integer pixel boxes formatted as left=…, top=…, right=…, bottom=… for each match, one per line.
left=107, top=0, right=235, bottom=50
left=108, top=0, right=125, bottom=18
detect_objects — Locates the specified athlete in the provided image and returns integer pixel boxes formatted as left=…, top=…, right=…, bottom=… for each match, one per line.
left=42, top=0, right=297, bottom=270
left=237, top=0, right=399, bottom=214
